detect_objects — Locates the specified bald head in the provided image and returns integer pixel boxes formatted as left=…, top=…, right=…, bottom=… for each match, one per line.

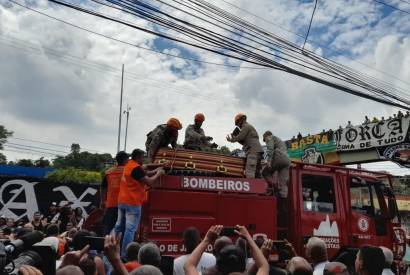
left=324, top=262, right=349, bottom=275
left=287, top=257, right=313, bottom=275
left=57, top=265, right=85, bottom=275
left=214, top=236, right=233, bottom=257
left=380, top=246, right=393, bottom=267
left=306, top=237, right=328, bottom=264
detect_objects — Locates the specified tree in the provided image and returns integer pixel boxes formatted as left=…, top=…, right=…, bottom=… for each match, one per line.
left=16, top=159, right=34, bottom=167
left=34, top=157, right=50, bottom=167
left=52, top=143, right=114, bottom=171
left=0, top=125, right=13, bottom=150
left=0, top=126, right=12, bottom=165
left=46, top=168, right=102, bottom=184
left=0, top=154, right=6, bottom=165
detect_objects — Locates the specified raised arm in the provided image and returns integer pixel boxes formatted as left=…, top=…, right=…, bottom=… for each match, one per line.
left=184, top=225, right=223, bottom=275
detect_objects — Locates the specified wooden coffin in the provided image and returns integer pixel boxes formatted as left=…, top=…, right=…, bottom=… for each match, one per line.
left=153, top=148, right=245, bottom=177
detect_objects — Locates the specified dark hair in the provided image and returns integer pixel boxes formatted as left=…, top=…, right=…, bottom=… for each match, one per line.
left=71, top=230, right=91, bottom=251
left=127, top=242, right=141, bottom=261
left=183, top=227, right=200, bottom=254
left=217, top=245, right=246, bottom=275
left=131, top=149, right=145, bottom=160
left=359, top=246, right=385, bottom=275
left=46, top=224, right=59, bottom=237
left=116, top=151, right=129, bottom=165
left=79, top=255, right=96, bottom=275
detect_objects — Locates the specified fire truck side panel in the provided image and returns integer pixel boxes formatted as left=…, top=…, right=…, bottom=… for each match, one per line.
left=141, top=188, right=276, bottom=256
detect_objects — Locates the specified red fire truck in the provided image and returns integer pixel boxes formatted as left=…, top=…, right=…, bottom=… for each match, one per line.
left=138, top=162, right=406, bottom=269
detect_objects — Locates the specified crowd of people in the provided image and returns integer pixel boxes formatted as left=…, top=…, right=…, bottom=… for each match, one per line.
left=290, top=110, right=410, bottom=143
left=0, top=201, right=85, bottom=241
left=4, top=223, right=398, bottom=275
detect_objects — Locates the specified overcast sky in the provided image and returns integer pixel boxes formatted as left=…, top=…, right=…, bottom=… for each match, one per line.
left=0, top=0, right=409, bottom=175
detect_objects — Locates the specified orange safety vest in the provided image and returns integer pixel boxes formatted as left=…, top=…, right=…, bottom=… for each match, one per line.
left=117, top=160, right=147, bottom=206
left=105, top=165, right=125, bottom=208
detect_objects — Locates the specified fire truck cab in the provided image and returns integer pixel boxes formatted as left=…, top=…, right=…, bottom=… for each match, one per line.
left=139, top=162, right=406, bottom=270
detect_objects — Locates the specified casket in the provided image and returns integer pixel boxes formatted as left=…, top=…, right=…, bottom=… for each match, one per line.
left=153, top=148, right=245, bottom=177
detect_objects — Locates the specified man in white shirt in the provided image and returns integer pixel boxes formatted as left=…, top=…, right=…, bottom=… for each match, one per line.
left=380, top=246, right=395, bottom=275
left=306, top=237, right=329, bottom=275
left=173, top=227, right=216, bottom=275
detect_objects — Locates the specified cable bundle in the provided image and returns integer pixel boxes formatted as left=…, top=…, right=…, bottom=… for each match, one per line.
left=48, top=0, right=410, bottom=110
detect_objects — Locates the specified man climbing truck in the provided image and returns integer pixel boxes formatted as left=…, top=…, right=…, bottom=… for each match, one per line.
left=136, top=161, right=406, bottom=273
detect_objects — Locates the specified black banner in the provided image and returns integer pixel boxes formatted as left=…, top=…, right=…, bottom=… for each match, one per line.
left=0, top=176, right=100, bottom=222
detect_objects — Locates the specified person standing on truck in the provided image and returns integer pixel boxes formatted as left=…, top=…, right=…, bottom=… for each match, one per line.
left=226, top=113, right=264, bottom=178
left=262, top=130, right=291, bottom=197
left=184, top=113, right=217, bottom=151
left=100, top=151, right=129, bottom=235
left=114, top=149, right=165, bottom=257
left=146, top=117, right=183, bottom=162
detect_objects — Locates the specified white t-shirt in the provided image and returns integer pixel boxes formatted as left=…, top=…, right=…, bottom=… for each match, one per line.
left=313, top=261, right=329, bottom=275
left=173, top=252, right=216, bottom=275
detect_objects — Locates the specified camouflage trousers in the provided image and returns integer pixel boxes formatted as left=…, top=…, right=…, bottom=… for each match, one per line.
left=245, top=152, right=263, bottom=178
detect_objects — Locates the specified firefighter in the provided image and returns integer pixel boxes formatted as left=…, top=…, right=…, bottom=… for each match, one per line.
left=100, top=151, right=129, bottom=235
left=262, top=130, right=291, bottom=198
left=226, top=113, right=263, bottom=178
left=145, top=117, right=182, bottom=162
left=184, top=113, right=217, bottom=151
left=114, top=149, right=165, bottom=257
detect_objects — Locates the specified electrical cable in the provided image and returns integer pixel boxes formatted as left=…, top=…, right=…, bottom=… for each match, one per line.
left=372, top=0, right=410, bottom=15
left=302, top=0, right=318, bottom=50
left=6, top=0, right=268, bottom=69
left=7, top=0, right=410, bottom=110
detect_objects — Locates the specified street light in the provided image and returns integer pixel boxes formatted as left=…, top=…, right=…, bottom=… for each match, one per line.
left=123, top=105, right=131, bottom=151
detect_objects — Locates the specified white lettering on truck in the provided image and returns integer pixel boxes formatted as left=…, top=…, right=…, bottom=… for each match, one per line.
left=182, top=177, right=251, bottom=192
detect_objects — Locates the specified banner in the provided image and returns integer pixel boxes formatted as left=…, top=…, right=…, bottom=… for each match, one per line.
left=335, top=117, right=410, bottom=151
left=287, top=133, right=338, bottom=165
left=0, top=176, right=100, bottom=222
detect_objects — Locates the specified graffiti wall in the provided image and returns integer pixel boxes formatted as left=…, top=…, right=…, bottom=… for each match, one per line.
left=0, top=176, right=99, bottom=221
left=287, top=116, right=410, bottom=166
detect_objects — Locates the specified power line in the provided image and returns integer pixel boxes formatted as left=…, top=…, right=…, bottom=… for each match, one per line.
left=0, top=34, right=234, bottom=103
left=302, top=0, right=318, bottom=50
left=6, top=142, right=70, bottom=154
left=372, top=0, right=410, bottom=14
left=46, top=0, right=410, bottom=110
left=9, top=137, right=102, bottom=153
left=218, top=0, right=410, bottom=88
left=7, top=0, right=268, bottom=70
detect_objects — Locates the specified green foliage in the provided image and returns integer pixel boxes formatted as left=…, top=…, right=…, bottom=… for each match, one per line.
left=0, top=126, right=13, bottom=150
left=34, top=157, right=50, bottom=167
left=16, top=159, right=35, bottom=167
left=46, top=168, right=102, bottom=184
left=0, top=153, right=6, bottom=165
left=53, top=143, right=113, bottom=171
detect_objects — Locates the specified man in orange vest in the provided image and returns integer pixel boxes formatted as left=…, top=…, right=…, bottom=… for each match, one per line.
left=114, top=148, right=165, bottom=257
left=101, top=151, right=129, bottom=235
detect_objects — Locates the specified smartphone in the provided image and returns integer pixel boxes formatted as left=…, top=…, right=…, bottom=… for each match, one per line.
left=85, top=236, right=105, bottom=251
left=272, top=240, right=287, bottom=251
left=220, top=227, right=236, bottom=236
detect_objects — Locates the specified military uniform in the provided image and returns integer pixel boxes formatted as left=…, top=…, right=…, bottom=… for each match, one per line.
left=263, top=135, right=290, bottom=198
left=184, top=124, right=212, bottom=150
left=146, top=124, right=178, bottom=162
left=229, top=122, right=263, bottom=178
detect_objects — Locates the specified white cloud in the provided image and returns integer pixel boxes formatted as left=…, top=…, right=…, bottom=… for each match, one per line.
left=0, top=0, right=409, bottom=175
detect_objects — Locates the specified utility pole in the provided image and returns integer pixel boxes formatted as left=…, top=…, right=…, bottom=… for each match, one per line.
left=117, top=64, right=124, bottom=153
left=123, top=104, right=131, bottom=151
